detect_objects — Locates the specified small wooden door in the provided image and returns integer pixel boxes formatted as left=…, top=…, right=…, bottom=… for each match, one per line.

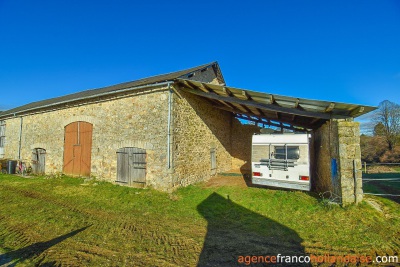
left=63, top=121, right=93, bottom=177
left=32, top=148, right=46, bottom=174
left=210, top=148, right=217, bottom=175
left=116, top=147, right=146, bottom=185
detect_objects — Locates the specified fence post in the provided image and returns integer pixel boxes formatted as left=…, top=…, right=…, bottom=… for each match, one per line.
left=353, top=160, right=358, bottom=204
left=364, top=162, right=367, bottom=174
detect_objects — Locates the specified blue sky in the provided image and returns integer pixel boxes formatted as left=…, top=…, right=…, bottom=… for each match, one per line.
left=0, top=0, right=399, bottom=111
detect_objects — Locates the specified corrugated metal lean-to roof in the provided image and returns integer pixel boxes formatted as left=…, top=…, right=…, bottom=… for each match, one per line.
left=174, top=78, right=376, bottom=130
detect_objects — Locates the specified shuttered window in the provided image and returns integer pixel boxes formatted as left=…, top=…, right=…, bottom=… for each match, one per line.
left=0, top=121, right=5, bottom=148
left=32, top=148, right=46, bottom=174
left=210, top=148, right=216, bottom=175
left=0, top=121, right=5, bottom=158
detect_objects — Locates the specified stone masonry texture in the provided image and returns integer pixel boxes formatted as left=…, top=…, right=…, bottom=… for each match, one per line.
left=2, top=80, right=363, bottom=201
left=3, top=85, right=260, bottom=191
left=335, top=119, right=363, bottom=205
left=171, top=89, right=260, bottom=189
left=311, top=119, right=363, bottom=205
left=4, top=88, right=171, bottom=190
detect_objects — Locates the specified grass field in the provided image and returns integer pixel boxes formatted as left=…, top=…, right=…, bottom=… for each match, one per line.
left=0, top=174, right=399, bottom=266
left=363, top=172, right=400, bottom=204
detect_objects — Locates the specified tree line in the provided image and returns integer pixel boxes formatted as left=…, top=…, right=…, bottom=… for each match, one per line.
left=360, top=100, right=400, bottom=163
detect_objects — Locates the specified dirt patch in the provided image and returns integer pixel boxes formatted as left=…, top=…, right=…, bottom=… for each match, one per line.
left=14, top=175, right=35, bottom=179
left=364, top=197, right=384, bottom=214
left=203, top=171, right=249, bottom=188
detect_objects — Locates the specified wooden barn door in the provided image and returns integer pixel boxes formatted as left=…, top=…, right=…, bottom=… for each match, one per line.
left=63, top=121, right=93, bottom=177
left=116, top=147, right=146, bottom=185
left=32, top=148, right=46, bottom=174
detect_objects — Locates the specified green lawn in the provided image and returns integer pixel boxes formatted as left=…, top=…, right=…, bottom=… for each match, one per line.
left=0, top=174, right=399, bottom=266
left=363, top=172, right=400, bottom=199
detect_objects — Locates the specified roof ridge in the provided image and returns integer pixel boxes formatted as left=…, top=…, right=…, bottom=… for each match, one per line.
left=0, top=61, right=221, bottom=118
left=78, top=61, right=218, bottom=93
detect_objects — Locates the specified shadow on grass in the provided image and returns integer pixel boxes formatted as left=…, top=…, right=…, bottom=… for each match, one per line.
left=197, top=193, right=309, bottom=267
left=0, top=225, right=91, bottom=266
left=238, top=167, right=321, bottom=202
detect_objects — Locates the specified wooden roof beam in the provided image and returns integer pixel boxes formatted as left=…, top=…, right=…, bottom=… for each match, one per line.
left=242, top=90, right=266, bottom=116
left=270, top=95, right=275, bottom=104
left=222, top=87, right=234, bottom=97
left=214, top=104, right=315, bottom=129
left=220, top=87, right=256, bottom=115
left=199, top=83, right=212, bottom=93
left=270, top=95, right=279, bottom=118
left=201, top=83, right=214, bottom=93
left=350, top=106, right=365, bottom=117
left=177, top=83, right=234, bottom=111
left=294, top=98, right=300, bottom=108
left=310, top=117, right=322, bottom=125
left=242, top=90, right=251, bottom=100
left=181, top=80, right=196, bottom=90
left=235, top=114, right=304, bottom=131
left=325, top=102, right=335, bottom=113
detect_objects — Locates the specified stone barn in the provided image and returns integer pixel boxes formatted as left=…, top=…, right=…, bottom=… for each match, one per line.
left=0, top=62, right=375, bottom=205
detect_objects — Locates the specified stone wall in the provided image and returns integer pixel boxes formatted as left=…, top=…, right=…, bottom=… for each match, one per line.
left=3, top=83, right=267, bottom=191
left=231, top=120, right=260, bottom=172
left=311, top=119, right=363, bottom=205
left=3, top=88, right=172, bottom=190
left=2, top=118, right=22, bottom=160
left=171, top=89, right=233, bottom=188
left=335, top=120, right=363, bottom=205
left=311, top=121, right=335, bottom=194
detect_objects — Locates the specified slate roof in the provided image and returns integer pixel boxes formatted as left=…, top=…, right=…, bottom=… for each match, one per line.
left=0, top=62, right=222, bottom=119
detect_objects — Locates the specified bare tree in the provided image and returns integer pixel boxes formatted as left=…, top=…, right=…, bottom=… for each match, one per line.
left=374, top=100, right=400, bottom=150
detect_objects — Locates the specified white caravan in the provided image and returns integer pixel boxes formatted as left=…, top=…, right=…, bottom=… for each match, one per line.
left=251, top=133, right=311, bottom=191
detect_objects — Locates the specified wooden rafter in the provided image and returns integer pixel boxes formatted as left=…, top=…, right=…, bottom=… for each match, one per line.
left=235, top=114, right=308, bottom=132
left=350, top=106, right=365, bottom=117
left=184, top=81, right=253, bottom=115
left=178, top=81, right=242, bottom=113
left=294, top=98, right=300, bottom=108
left=213, top=104, right=317, bottom=129
left=270, top=94, right=275, bottom=104
left=220, top=87, right=255, bottom=115
left=325, top=102, right=335, bottom=113
left=309, top=117, right=322, bottom=126
left=242, top=90, right=265, bottom=116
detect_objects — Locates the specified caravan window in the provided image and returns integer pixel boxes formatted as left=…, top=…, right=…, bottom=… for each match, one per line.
left=274, top=146, right=300, bottom=160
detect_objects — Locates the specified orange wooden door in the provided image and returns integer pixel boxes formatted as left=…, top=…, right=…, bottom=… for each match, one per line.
left=63, top=122, right=93, bottom=177
left=63, top=122, right=78, bottom=175
left=79, top=122, right=93, bottom=177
